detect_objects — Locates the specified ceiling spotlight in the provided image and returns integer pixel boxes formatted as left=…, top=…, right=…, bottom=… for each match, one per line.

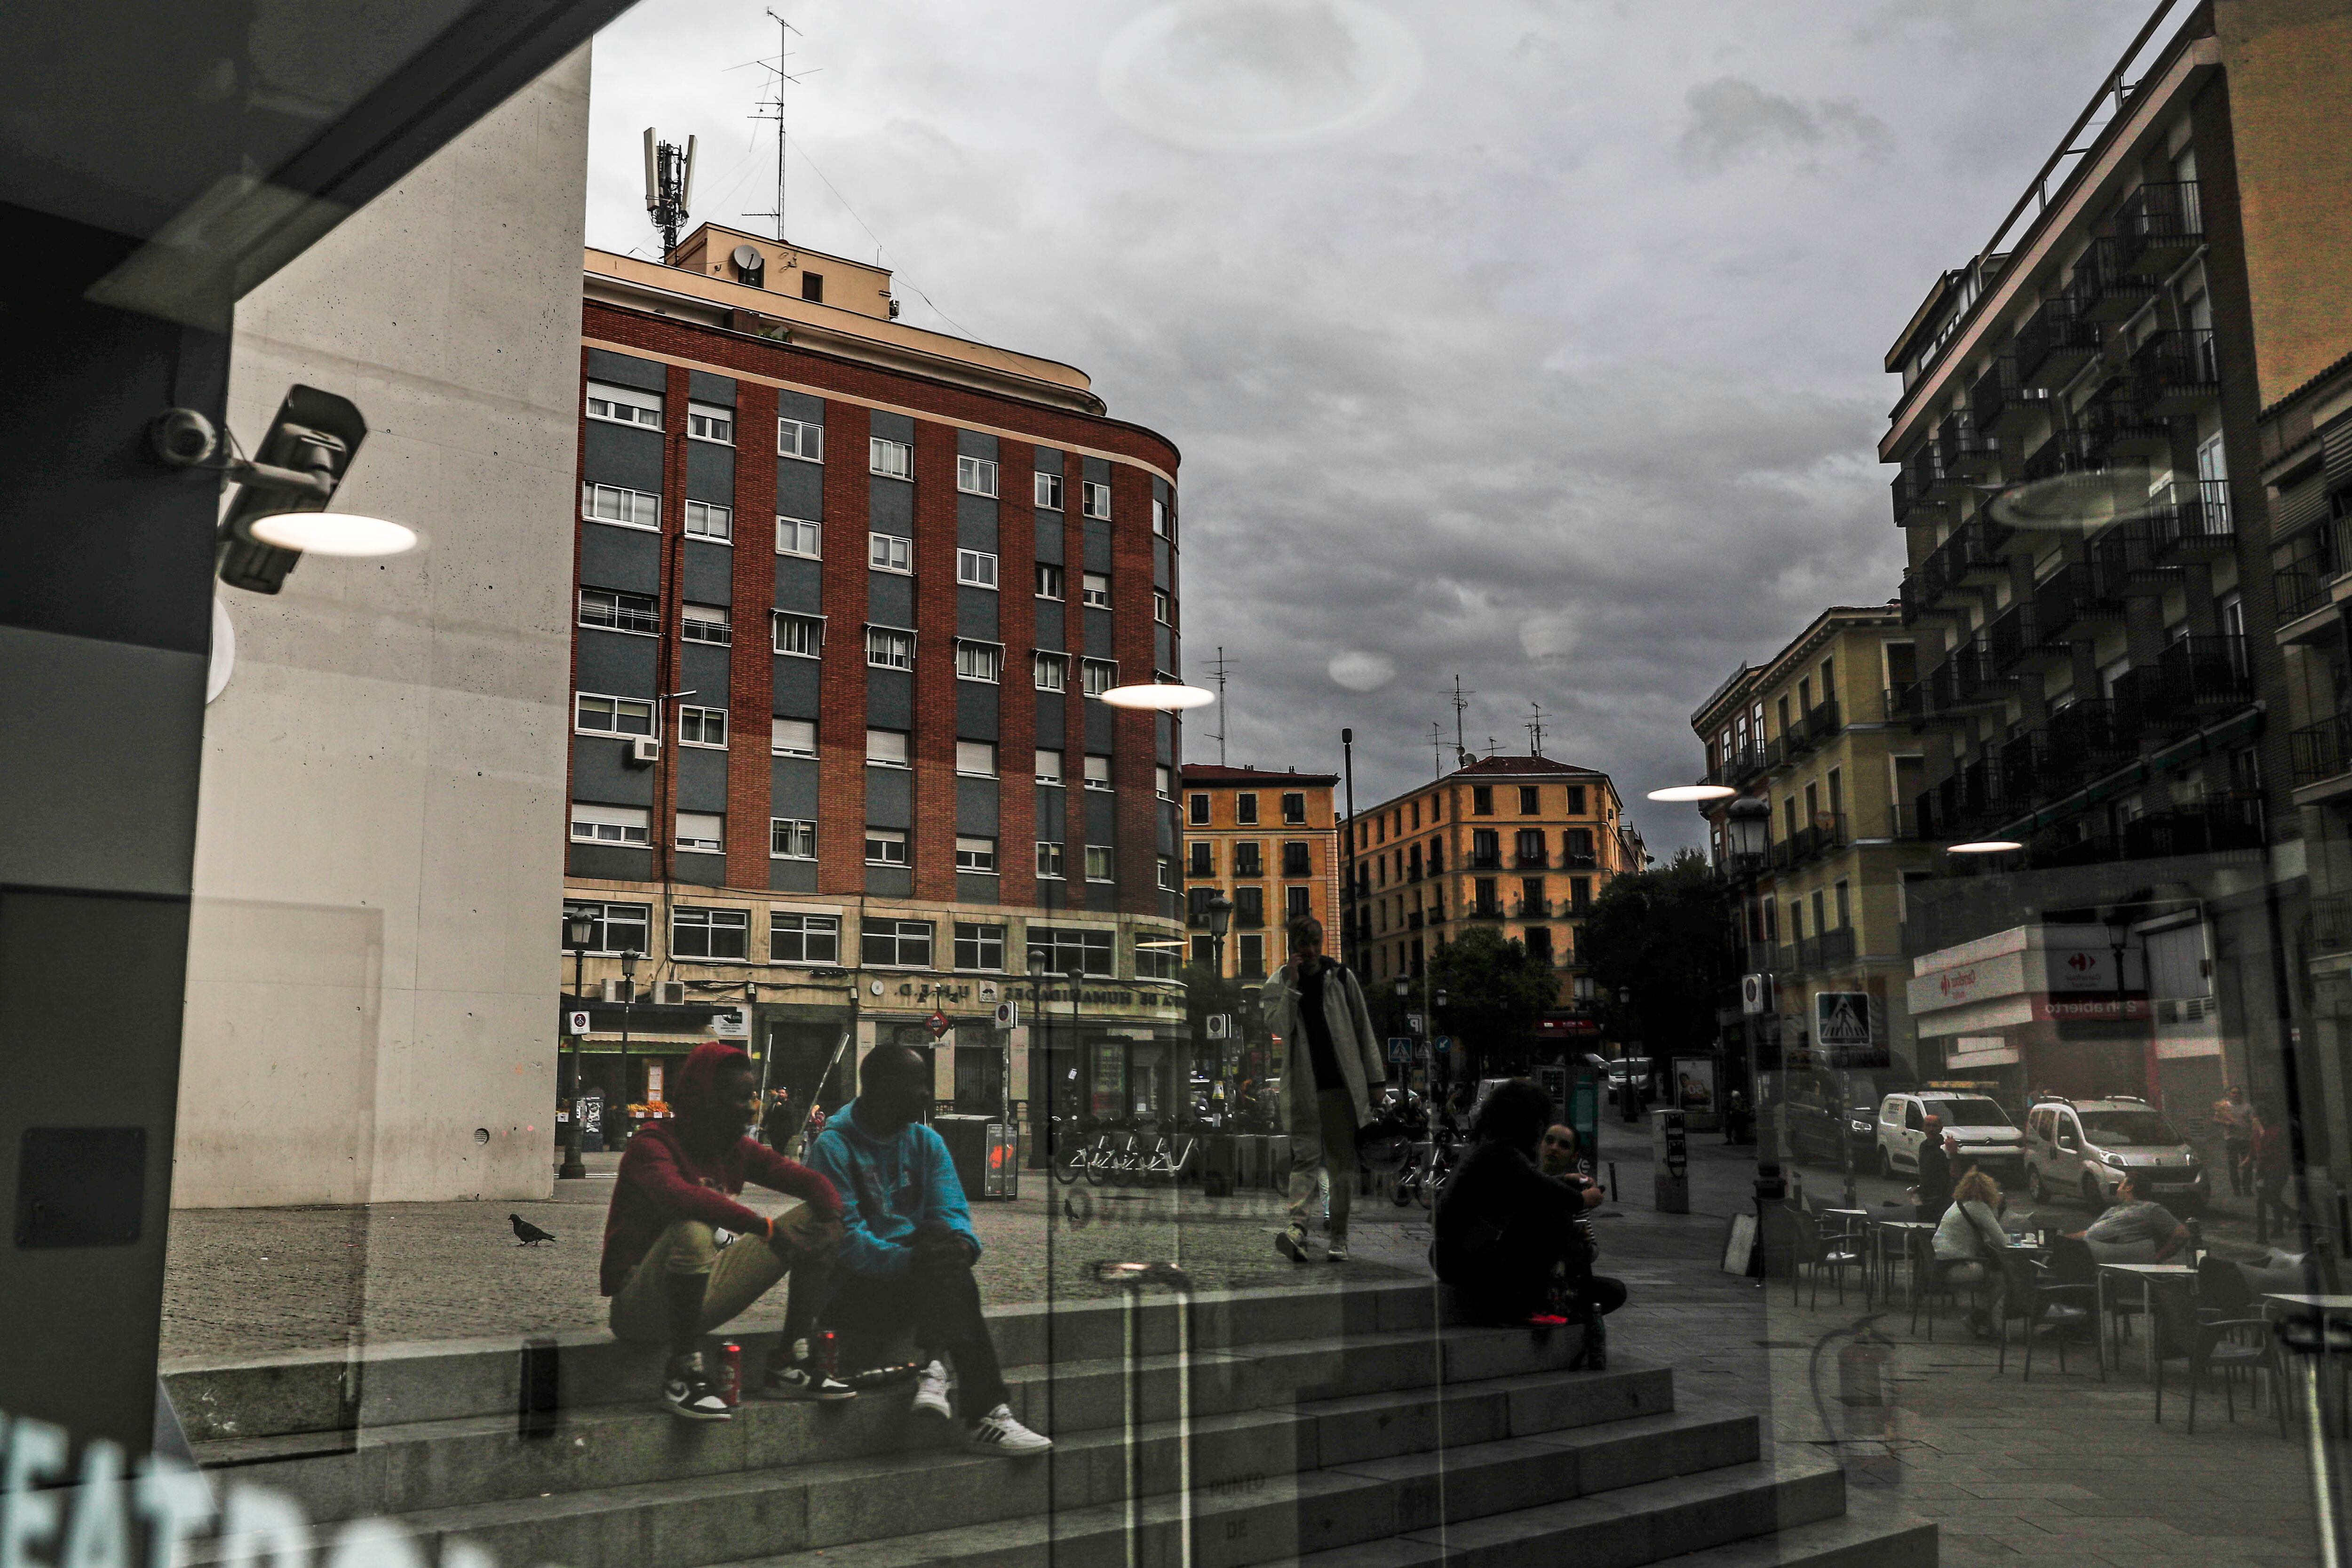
left=1646, top=784, right=1736, bottom=803
left=1983, top=468, right=2149, bottom=534
left=1100, top=682, right=1216, bottom=711
left=248, top=513, right=417, bottom=557
left=1947, top=840, right=2024, bottom=855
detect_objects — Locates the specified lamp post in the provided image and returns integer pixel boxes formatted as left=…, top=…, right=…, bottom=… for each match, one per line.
left=1066, top=963, right=1087, bottom=1114
left=618, top=947, right=642, bottom=1143
left=1433, top=987, right=1449, bottom=1102
left=1205, top=893, right=1235, bottom=1092
left=560, top=906, right=595, bottom=1180
left=1028, top=948, right=1055, bottom=1155
left=1719, top=794, right=1783, bottom=1234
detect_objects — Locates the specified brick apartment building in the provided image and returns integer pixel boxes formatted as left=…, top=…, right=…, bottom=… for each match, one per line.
left=559, top=223, right=1186, bottom=1140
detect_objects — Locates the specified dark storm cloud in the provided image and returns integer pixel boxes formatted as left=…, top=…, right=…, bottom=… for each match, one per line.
left=583, top=0, right=2157, bottom=848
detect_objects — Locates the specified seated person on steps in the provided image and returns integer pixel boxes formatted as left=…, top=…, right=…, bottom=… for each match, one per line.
left=600, top=1042, right=853, bottom=1421
left=804, top=1044, right=1052, bottom=1457
left=1431, top=1079, right=1625, bottom=1368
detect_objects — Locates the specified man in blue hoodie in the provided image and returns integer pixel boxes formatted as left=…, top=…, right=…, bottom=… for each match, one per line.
left=804, top=1044, right=1051, bottom=1456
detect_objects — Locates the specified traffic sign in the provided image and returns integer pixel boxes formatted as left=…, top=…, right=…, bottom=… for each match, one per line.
left=1814, top=992, right=1872, bottom=1048
left=565, top=1009, right=590, bottom=1037
left=1406, top=1011, right=1425, bottom=1035
left=927, top=1009, right=953, bottom=1040
left=1387, top=1037, right=1412, bottom=1062
left=1740, top=974, right=1771, bottom=1016
left=994, top=1001, right=1019, bottom=1029
left=1206, top=1013, right=1231, bottom=1040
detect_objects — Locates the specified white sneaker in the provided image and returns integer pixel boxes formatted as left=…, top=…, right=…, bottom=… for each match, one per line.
left=1326, top=1242, right=1350, bottom=1263
left=911, top=1358, right=952, bottom=1419
left=964, top=1403, right=1053, bottom=1456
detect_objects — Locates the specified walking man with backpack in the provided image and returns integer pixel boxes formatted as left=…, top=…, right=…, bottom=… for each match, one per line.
left=1262, top=916, right=1388, bottom=1264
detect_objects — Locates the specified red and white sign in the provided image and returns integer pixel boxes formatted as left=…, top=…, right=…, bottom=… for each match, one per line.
left=927, top=1009, right=953, bottom=1040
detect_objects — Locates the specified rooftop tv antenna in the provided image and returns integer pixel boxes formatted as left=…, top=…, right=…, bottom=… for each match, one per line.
left=1430, top=722, right=1444, bottom=780
left=643, top=128, right=696, bottom=260
left=1527, top=700, right=1548, bottom=756
left=1209, top=646, right=1231, bottom=765
left=747, top=11, right=818, bottom=242
left=1450, top=675, right=1472, bottom=767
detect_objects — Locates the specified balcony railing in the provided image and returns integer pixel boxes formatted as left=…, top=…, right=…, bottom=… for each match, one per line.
left=1936, top=407, right=2000, bottom=480
left=1907, top=439, right=1949, bottom=503
left=2076, top=234, right=2159, bottom=322
left=2152, top=633, right=2252, bottom=714
left=1510, top=897, right=1549, bottom=918
left=2015, top=291, right=2100, bottom=387
left=2120, top=795, right=2265, bottom=859
left=1816, top=925, right=1858, bottom=969
left=2292, top=713, right=2352, bottom=785
left=1959, top=755, right=2009, bottom=825
left=2020, top=426, right=2117, bottom=484
left=2313, top=892, right=2352, bottom=957
left=2279, top=566, right=2330, bottom=623
left=2111, top=180, right=2203, bottom=275
left=1467, top=852, right=1503, bottom=871
left=2087, top=518, right=2165, bottom=588
left=1986, top=602, right=2038, bottom=671
left=1971, top=355, right=2047, bottom=435
left=1886, top=681, right=1929, bottom=726
left=2076, top=388, right=2172, bottom=462
left=2130, top=328, right=2218, bottom=415
left=1772, top=813, right=1848, bottom=868
left=1931, top=637, right=2010, bottom=709
left=1920, top=516, right=2012, bottom=602
left=1464, top=899, right=1505, bottom=920
left=2147, top=478, right=2234, bottom=559
left=1774, top=942, right=1804, bottom=976
left=2045, top=696, right=2140, bottom=778
left=1512, top=850, right=1549, bottom=869
left=1891, top=470, right=1938, bottom=528
left=1406, top=911, right=1423, bottom=930
left=1560, top=851, right=1598, bottom=871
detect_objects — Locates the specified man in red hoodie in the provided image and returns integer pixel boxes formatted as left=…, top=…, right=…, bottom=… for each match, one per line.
left=601, top=1041, right=850, bottom=1419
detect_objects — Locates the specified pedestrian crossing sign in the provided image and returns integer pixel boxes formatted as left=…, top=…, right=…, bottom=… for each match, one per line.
left=1814, top=991, right=1873, bottom=1049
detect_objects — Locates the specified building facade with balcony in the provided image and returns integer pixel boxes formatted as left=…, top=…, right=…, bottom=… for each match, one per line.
left=1692, top=606, right=1943, bottom=1079
left=1179, top=764, right=1342, bottom=980
left=560, top=223, right=1186, bottom=1145
left=1341, top=754, right=1644, bottom=1048
left=1875, top=0, right=2352, bottom=1141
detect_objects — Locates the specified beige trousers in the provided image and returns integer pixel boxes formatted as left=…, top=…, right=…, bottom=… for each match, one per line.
left=608, top=1201, right=818, bottom=1343
left=1287, top=1088, right=1359, bottom=1242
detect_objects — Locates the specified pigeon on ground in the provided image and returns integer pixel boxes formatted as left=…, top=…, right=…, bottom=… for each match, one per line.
left=510, top=1214, right=557, bottom=1246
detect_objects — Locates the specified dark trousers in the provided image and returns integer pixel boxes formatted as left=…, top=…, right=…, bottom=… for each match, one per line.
left=1445, top=1215, right=1624, bottom=1324
left=1916, top=1197, right=1951, bottom=1226
left=2224, top=1139, right=2251, bottom=1196
left=826, top=1262, right=1009, bottom=1417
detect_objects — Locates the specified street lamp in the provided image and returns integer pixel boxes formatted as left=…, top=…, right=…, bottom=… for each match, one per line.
left=560, top=905, right=595, bottom=1180
left=1205, top=893, right=1233, bottom=978
left=618, top=947, right=642, bottom=1142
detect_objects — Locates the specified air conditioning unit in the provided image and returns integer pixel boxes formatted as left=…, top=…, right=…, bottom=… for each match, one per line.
left=600, top=979, right=636, bottom=1003
left=628, top=737, right=660, bottom=767
left=657, top=980, right=688, bottom=1006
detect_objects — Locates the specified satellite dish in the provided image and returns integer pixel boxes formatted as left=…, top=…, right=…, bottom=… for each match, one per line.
left=730, top=245, right=765, bottom=287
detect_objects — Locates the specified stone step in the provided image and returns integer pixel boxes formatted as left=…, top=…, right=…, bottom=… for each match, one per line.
left=707, top=1448, right=1835, bottom=1568
left=1640, top=1488, right=1938, bottom=1568
left=166, top=1281, right=1447, bottom=1442
left=197, top=1409, right=1761, bottom=1568
left=194, top=1334, right=1665, bottom=1521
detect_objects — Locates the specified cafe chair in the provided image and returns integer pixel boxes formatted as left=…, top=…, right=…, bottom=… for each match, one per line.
left=2046, top=1237, right=2116, bottom=1382
left=2147, top=1276, right=2286, bottom=1436
left=1991, top=1247, right=2094, bottom=1381
left=1795, top=1208, right=1866, bottom=1309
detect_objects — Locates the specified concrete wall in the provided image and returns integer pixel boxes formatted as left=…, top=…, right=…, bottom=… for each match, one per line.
left=175, top=46, right=591, bottom=1206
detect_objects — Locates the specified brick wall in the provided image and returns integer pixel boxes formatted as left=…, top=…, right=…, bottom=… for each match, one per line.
left=818, top=400, right=871, bottom=893
left=911, top=420, right=960, bottom=902
left=996, top=439, right=1041, bottom=906
left=725, top=379, right=779, bottom=889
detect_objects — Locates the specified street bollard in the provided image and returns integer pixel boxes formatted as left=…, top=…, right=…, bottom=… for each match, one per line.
left=1651, top=1108, right=1689, bottom=1214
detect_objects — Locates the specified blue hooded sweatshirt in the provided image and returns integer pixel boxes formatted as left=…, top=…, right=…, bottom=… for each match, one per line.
left=804, top=1097, right=982, bottom=1276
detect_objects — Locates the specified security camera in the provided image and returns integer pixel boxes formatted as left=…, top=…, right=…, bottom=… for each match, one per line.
left=214, top=386, right=370, bottom=595
left=150, top=408, right=221, bottom=467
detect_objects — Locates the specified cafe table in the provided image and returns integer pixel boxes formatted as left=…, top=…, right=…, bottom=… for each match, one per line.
left=1869, top=1219, right=1939, bottom=1308
left=2263, top=1295, right=2352, bottom=1435
left=2099, top=1262, right=2196, bottom=1379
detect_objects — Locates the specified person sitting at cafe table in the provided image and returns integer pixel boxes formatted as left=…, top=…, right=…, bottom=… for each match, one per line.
left=2066, top=1170, right=2190, bottom=1262
left=1931, top=1168, right=2009, bottom=1336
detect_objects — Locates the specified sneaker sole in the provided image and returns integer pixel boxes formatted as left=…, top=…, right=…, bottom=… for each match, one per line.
left=666, top=1402, right=733, bottom=1422
left=966, top=1437, right=1055, bottom=1457
left=758, top=1385, right=858, bottom=1403
left=912, top=1397, right=954, bottom=1419
left=1274, top=1232, right=1308, bottom=1263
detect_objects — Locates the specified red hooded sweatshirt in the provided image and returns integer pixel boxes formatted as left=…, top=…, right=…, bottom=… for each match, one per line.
left=599, top=1042, right=842, bottom=1295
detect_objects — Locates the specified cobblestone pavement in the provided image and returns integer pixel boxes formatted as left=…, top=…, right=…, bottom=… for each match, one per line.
left=161, top=1127, right=2331, bottom=1564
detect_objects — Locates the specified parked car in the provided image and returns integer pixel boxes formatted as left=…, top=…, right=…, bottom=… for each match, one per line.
left=1874, top=1090, right=2025, bottom=1179
left=2024, top=1096, right=2206, bottom=1213
left=1787, top=1069, right=1898, bottom=1167
left=1581, top=1053, right=1654, bottom=1097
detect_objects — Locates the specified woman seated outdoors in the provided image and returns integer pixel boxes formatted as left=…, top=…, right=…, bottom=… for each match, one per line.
left=1931, top=1168, right=2010, bottom=1336
left=1431, top=1079, right=1625, bottom=1368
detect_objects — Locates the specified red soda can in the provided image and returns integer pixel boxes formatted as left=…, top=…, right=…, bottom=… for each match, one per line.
left=718, top=1340, right=742, bottom=1406
left=820, top=1329, right=839, bottom=1379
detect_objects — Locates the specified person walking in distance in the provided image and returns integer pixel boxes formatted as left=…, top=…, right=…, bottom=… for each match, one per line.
left=1914, top=1115, right=1955, bottom=1224
left=1262, top=916, right=1388, bottom=1264
left=2252, top=1104, right=2295, bottom=1236
left=2212, top=1082, right=2252, bottom=1199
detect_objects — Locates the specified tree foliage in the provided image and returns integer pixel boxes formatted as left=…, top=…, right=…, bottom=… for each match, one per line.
left=1576, top=849, right=1739, bottom=1056
left=1428, top=925, right=1560, bottom=1058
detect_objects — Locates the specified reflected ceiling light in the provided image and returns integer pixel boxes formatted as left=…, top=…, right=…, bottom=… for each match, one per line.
left=1646, top=784, right=1736, bottom=803
left=1101, top=682, right=1215, bottom=710
left=1983, top=468, right=2149, bottom=533
left=247, top=512, right=418, bottom=557
left=1947, top=840, right=2024, bottom=855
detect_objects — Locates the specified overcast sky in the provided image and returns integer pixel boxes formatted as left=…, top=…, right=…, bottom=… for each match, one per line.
left=584, top=0, right=2154, bottom=852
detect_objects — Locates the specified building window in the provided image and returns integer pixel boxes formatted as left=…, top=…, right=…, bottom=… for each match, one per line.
left=681, top=603, right=731, bottom=645
left=581, top=483, right=660, bottom=530
left=1472, top=786, right=1494, bottom=815
left=1157, top=765, right=1173, bottom=799
left=1034, top=652, right=1067, bottom=691
left=1036, top=841, right=1065, bottom=878
left=776, top=515, right=821, bottom=558
left=1189, top=793, right=1210, bottom=825
left=866, top=729, right=910, bottom=767
left=772, top=717, right=816, bottom=756
left=1035, top=471, right=1065, bottom=510
left=575, top=693, right=655, bottom=736
left=802, top=272, right=825, bottom=302
left=957, top=549, right=999, bottom=589
left=683, top=500, right=733, bottom=541
left=1035, top=748, right=1065, bottom=784
left=770, top=818, right=817, bottom=859
left=570, top=803, right=649, bottom=845
left=868, top=533, right=912, bottom=574
left=1081, top=572, right=1111, bottom=608
left=954, top=920, right=1005, bottom=969
left=675, top=811, right=725, bottom=852
left=955, top=641, right=1002, bottom=683
left=1236, top=793, right=1259, bottom=825
left=774, top=613, right=823, bottom=657
left=955, top=837, right=998, bottom=875
left=1238, top=933, right=1265, bottom=979
left=1033, top=926, right=1114, bottom=977
left=586, top=381, right=663, bottom=429
left=1082, top=480, right=1112, bottom=519
left=1191, top=934, right=1213, bottom=967
left=864, top=827, right=908, bottom=866
left=1187, top=842, right=1212, bottom=876
left=861, top=916, right=932, bottom=967
left=866, top=626, right=915, bottom=670
left=1084, top=754, right=1113, bottom=791
left=1281, top=792, right=1306, bottom=825
left=673, top=907, right=749, bottom=959
left=1518, top=786, right=1540, bottom=814
left=1085, top=845, right=1114, bottom=882
left=869, top=438, right=913, bottom=479
left=956, top=455, right=999, bottom=497
left=1153, top=591, right=1171, bottom=625
left=952, top=741, right=998, bottom=778
left=687, top=402, right=733, bottom=445
left=678, top=706, right=727, bottom=747
left=770, top=911, right=839, bottom=964
left=1570, top=876, right=1593, bottom=915
left=1282, top=841, right=1310, bottom=876
left=579, top=587, right=659, bottom=635
left=1286, top=886, right=1311, bottom=919
left=1235, top=842, right=1263, bottom=877
left=1138, top=934, right=1177, bottom=978
left=568, top=899, right=651, bottom=955
left=1158, top=857, right=1176, bottom=891
left=1152, top=497, right=1170, bottom=538
left=1565, top=786, right=1586, bottom=815
left=1081, top=659, right=1116, bottom=697
left=1035, top=563, right=1065, bottom=599
left=777, top=418, right=824, bottom=462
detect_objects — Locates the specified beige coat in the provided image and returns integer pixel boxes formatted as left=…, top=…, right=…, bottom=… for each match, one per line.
left=1261, top=959, right=1388, bottom=1129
